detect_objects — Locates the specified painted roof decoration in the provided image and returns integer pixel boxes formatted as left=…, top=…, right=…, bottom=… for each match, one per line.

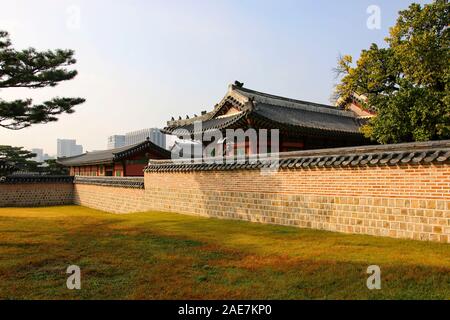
left=163, top=81, right=371, bottom=136
left=145, top=140, right=450, bottom=172
left=57, top=139, right=171, bottom=166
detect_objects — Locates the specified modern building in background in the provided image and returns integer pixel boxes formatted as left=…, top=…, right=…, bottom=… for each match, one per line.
left=57, top=139, right=83, bottom=158
left=43, top=154, right=54, bottom=161
left=31, top=148, right=44, bottom=163
left=107, top=135, right=126, bottom=149
left=125, top=128, right=166, bottom=149
left=58, top=139, right=171, bottom=177
left=30, top=149, right=54, bottom=163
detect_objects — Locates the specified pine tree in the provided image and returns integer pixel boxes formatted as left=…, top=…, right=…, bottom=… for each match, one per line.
left=0, top=30, right=85, bottom=130
left=0, top=145, right=39, bottom=175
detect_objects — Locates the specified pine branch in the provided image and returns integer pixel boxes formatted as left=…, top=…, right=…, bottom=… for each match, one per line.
left=0, top=97, right=85, bottom=129
left=0, top=30, right=85, bottom=129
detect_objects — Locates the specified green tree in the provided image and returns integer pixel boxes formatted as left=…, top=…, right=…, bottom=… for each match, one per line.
left=0, top=30, right=85, bottom=130
left=42, top=159, right=69, bottom=175
left=0, top=145, right=39, bottom=175
left=336, top=0, right=449, bottom=143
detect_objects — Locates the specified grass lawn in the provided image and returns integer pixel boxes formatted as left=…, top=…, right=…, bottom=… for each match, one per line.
left=0, top=206, right=448, bottom=300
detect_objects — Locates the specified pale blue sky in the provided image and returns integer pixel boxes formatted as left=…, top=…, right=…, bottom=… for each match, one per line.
left=0, top=0, right=429, bottom=154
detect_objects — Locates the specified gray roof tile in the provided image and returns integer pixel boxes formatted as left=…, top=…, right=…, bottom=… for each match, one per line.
left=57, top=140, right=170, bottom=166
left=145, top=140, right=450, bottom=172
left=163, top=83, right=368, bottom=135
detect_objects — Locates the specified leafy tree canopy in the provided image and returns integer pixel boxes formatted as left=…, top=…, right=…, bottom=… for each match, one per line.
left=42, top=159, right=69, bottom=175
left=0, top=30, right=85, bottom=129
left=336, top=0, right=449, bottom=143
left=0, top=145, right=39, bottom=175
left=0, top=145, right=69, bottom=176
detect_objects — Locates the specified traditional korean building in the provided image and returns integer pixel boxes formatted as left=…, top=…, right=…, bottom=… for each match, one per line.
left=163, top=82, right=373, bottom=155
left=57, top=138, right=170, bottom=177
left=336, top=92, right=376, bottom=118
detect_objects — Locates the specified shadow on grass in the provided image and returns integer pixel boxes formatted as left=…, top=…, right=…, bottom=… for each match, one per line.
left=0, top=208, right=448, bottom=299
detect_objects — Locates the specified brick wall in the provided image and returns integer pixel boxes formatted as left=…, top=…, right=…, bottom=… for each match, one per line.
left=70, top=161, right=450, bottom=243
left=3, top=141, right=450, bottom=243
left=142, top=164, right=450, bottom=243
left=0, top=183, right=73, bottom=207
left=73, top=184, right=146, bottom=213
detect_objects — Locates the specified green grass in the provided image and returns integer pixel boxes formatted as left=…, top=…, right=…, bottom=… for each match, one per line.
left=0, top=205, right=448, bottom=299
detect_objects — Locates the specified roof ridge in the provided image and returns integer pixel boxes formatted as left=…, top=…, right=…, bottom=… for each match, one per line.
left=233, top=85, right=341, bottom=110
left=232, top=85, right=357, bottom=118
left=56, top=153, right=86, bottom=160
left=57, top=139, right=170, bottom=166
left=165, top=82, right=362, bottom=130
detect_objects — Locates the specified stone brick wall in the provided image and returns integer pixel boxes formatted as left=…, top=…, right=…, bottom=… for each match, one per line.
left=3, top=141, right=450, bottom=243
left=73, top=184, right=146, bottom=213
left=142, top=164, right=450, bottom=243
left=70, top=161, right=450, bottom=243
left=138, top=141, right=450, bottom=243
left=0, top=183, right=74, bottom=207
left=72, top=176, right=145, bottom=213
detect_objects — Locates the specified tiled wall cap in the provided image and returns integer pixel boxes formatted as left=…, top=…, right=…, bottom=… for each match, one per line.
left=0, top=175, right=74, bottom=184
left=145, top=140, right=450, bottom=173
left=74, top=176, right=144, bottom=189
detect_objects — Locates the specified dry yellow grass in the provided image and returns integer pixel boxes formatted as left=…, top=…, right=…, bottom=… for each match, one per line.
left=0, top=206, right=448, bottom=299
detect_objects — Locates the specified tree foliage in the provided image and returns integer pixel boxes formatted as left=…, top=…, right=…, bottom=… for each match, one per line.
left=42, top=159, right=69, bottom=175
left=0, top=145, right=39, bottom=175
left=0, top=145, right=69, bottom=176
left=0, top=30, right=85, bottom=129
left=336, top=0, right=449, bottom=143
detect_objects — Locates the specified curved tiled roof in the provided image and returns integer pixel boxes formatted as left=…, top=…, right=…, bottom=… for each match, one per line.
left=57, top=139, right=170, bottom=166
left=233, top=85, right=354, bottom=116
left=145, top=140, right=450, bottom=172
left=168, top=112, right=248, bottom=135
left=163, top=83, right=368, bottom=136
left=252, top=104, right=363, bottom=134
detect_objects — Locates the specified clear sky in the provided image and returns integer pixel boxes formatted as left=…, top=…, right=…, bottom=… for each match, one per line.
left=0, top=0, right=429, bottom=154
